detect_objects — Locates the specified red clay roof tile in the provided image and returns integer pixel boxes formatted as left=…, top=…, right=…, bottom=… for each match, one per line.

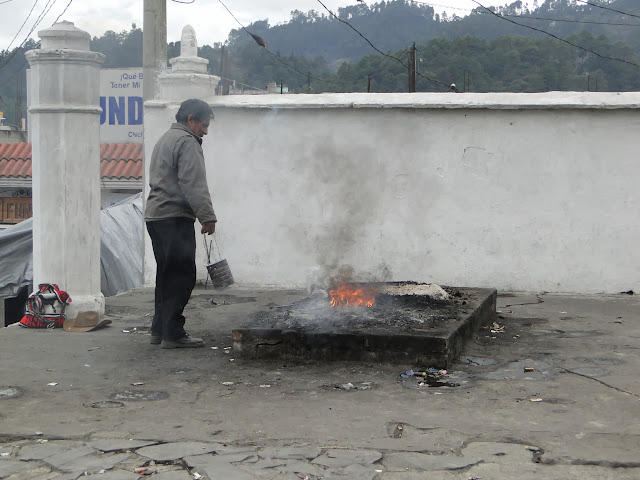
left=0, top=142, right=142, bottom=180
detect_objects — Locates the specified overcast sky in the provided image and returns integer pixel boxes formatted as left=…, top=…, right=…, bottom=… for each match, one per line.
left=0, top=0, right=480, bottom=53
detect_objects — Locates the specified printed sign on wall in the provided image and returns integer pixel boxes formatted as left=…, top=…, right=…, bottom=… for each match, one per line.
left=100, top=68, right=143, bottom=144
left=0, top=197, right=33, bottom=224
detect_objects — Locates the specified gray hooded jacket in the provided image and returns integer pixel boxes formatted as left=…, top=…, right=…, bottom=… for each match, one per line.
left=144, top=123, right=217, bottom=224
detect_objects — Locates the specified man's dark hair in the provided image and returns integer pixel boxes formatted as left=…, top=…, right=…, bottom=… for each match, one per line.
left=175, top=98, right=214, bottom=123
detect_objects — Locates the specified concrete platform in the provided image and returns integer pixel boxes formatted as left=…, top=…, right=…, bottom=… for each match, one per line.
left=233, top=285, right=497, bottom=368
left=1, top=288, right=640, bottom=479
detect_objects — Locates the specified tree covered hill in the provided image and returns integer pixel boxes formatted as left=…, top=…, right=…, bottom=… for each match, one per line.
left=229, top=0, right=640, bottom=65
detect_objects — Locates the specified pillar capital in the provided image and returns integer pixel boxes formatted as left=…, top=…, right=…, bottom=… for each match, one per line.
left=38, top=21, right=91, bottom=51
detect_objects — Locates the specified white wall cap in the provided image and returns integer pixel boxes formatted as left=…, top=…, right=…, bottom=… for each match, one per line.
left=39, top=21, right=90, bottom=51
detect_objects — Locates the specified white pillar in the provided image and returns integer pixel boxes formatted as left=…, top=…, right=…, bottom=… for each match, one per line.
left=26, top=21, right=106, bottom=318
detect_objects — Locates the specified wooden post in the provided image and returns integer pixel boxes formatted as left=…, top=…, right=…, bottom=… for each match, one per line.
left=143, top=0, right=167, bottom=101
left=408, top=43, right=416, bottom=93
left=222, top=51, right=231, bottom=95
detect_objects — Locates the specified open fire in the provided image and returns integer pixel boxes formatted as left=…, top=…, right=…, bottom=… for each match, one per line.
left=329, top=282, right=378, bottom=308
left=234, top=282, right=498, bottom=367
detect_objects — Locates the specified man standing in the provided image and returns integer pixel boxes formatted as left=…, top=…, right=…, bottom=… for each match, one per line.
left=145, top=98, right=217, bottom=349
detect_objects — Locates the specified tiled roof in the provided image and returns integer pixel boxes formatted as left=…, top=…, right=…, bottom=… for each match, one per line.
left=0, top=143, right=32, bottom=177
left=100, top=143, right=143, bottom=179
left=0, top=142, right=143, bottom=180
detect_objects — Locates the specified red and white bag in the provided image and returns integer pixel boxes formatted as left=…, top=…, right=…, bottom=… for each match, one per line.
left=19, top=284, right=72, bottom=329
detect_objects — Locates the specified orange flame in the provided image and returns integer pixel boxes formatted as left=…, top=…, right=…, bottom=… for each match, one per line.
left=329, top=283, right=377, bottom=308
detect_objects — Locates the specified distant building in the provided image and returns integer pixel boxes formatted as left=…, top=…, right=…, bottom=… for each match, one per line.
left=0, top=142, right=142, bottom=227
left=0, top=113, right=27, bottom=144
left=266, top=82, right=290, bottom=94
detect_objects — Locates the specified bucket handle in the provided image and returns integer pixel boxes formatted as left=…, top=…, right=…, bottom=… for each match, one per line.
left=203, top=233, right=225, bottom=263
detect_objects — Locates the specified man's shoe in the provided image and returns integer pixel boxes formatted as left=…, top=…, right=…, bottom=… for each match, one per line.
left=161, top=335, right=204, bottom=349
left=150, top=335, right=162, bottom=345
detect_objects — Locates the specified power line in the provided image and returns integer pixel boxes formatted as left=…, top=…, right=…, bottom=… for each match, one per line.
left=0, top=0, right=18, bottom=4
left=471, top=0, right=640, bottom=69
left=0, top=59, right=27, bottom=89
left=217, top=75, right=267, bottom=92
left=53, top=0, right=73, bottom=24
left=0, top=0, right=59, bottom=87
left=218, top=0, right=340, bottom=87
left=6, top=0, right=40, bottom=52
left=409, top=0, right=473, bottom=13
left=501, top=13, right=640, bottom=27
left=369, top=47, right=409, bottom=78
left=316, top=0, right=452, bottom=89
left=574, top=0, right=640, bottom=20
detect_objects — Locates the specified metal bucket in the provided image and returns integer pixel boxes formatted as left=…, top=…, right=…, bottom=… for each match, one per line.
left=207, top=259, right=234, bottom=289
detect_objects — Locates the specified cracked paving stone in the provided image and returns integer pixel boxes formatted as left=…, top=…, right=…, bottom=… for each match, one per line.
left=3, top=467, right=62, bottom=480
left=322, top=463, right=381, bottom=479
left=82, top=469, right=140, bottom=479
left=382, top=452, right=483, bottom=471
left=465, top=462, right=640, bottom=479
left=210, top=444, right=260, bottom=455
left=88, top=439, right=158, bottom=452
left=0, top=459, right=35, bottom=477
left=372, top=426, right=468, bottom=453
left=540, top=434, right=640, bottom=467
left=257, top=446, right=322, bottom=460
left=57, top=452, right=132, bottom=474
left=378, top=473, right=457, bottom=480
left=6, top=468, right=81, bottom=480
left=16, top=441, right=86, bottom=461
left=184, top=454, right=262, bottom=479
left=238, top=456, right=286, bottom=469
left=184, top=452, right=259, bottom=469
left=311, top=449, right=382, bottom=468
left=148, top=471, right=194, bottom=480
left=44, top=445, right=97, bottom=469
left=268, top=474, right=306, bottom=480
left=136, top=441, right=218, bottom=461
left=460, top=442, right=536, bottom=465
left=241, top=458, right=325, bottom=478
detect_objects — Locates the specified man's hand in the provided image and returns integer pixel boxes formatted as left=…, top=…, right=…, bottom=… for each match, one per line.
left=201, top=221, right=216, bottom=235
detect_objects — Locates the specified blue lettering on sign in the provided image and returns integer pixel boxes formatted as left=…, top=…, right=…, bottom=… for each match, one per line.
left=128, top=96, right=143, bottom=125
left=109, top=96, right=125, bottom=125
left=99, top=97, right=106, bottom=124
left=100, top=96, right=144, bottom=126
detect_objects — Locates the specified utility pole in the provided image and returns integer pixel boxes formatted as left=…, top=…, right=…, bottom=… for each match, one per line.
left=367, top=75, right=371, bottom=93
left=280, top=81, right=283, bottom=94
left=219, top=44, right=225, bottom=91
left=221, top=51, right=231, bottom=95
left=15, top=72, right=22, bottom=129
left=408, top=42, right=416, bottom=93
left=143, top=0, right=167, bottom=101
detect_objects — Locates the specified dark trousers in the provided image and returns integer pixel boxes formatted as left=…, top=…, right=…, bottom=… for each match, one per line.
left=146, top=218, right=196, bottom=341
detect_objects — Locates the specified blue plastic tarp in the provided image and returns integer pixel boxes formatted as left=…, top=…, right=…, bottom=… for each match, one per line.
left=0, top=193, right=143, bottom=298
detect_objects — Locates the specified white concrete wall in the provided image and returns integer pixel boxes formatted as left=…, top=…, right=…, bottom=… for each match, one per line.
left=144, top=92, right=640, bottom=294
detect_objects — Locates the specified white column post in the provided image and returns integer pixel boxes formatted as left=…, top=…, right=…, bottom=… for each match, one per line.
left=26, top=21, right=106, bottom=318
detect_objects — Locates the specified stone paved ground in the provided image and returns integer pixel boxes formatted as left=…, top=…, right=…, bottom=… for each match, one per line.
left=1, top=287, right=640, bottom=479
